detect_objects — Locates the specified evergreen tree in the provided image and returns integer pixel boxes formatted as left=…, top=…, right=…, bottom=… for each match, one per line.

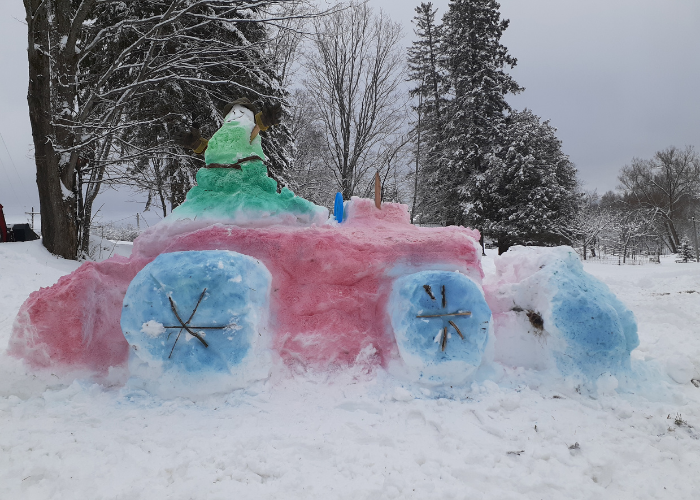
left=407, top=2, right=447, bottom=223
left=436, top=0, right=522, bottom=226
left=407, top=3, right=445, bottom=124
left=678, top=238, right=694, bottom=263
left=471, top=110, right=579, bottom=252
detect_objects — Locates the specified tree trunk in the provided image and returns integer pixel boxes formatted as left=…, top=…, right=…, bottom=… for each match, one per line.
left=26, top=1, right=78, bottom=259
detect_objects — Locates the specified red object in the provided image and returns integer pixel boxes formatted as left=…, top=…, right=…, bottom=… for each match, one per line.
left=0, top=203, right=8, bottom=243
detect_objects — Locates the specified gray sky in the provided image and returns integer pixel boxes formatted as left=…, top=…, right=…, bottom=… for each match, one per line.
left=1, top=0, right=699, bottom=225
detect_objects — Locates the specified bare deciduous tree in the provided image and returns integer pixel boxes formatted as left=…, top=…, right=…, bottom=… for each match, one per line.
left=24, top=0, right=319, bottom=259
left=304, top=1, right=406, bottom=199
left=554, top=192, right=614, bottom=260
left=618, top=146, right=700, bottom=253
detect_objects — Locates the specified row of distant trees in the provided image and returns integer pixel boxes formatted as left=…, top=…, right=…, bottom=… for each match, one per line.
left=558, top=145, right=700, bottom=261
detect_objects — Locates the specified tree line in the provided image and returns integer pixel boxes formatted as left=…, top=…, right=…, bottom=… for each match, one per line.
left=559, top=146, right=700, bottom=262
left=23, top=0, right=697, bottom=261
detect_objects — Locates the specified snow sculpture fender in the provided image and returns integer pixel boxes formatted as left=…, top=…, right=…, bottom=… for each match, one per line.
left=121, top=250, right=272, bottom=381
left=484, top=246, right=639, bottom=379
left=390, top=270, right=492, bottom=385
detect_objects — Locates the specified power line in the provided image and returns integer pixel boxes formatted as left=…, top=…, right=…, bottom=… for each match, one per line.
left=0, top=154, right=22, bottom=208
left=0, top=130, right=30, bottom=195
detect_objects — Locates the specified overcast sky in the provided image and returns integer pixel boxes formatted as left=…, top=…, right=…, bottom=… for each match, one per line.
left=1, top=0, right=699, bottom=225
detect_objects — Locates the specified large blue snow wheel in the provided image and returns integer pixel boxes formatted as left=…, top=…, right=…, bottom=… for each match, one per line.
left=390, top=270, right=492, bottom=385
left=121, top=250, right=271, bottom=376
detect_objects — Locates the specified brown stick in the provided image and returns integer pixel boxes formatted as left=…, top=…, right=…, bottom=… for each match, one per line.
left=441, top=327, right=448, bottom=351
left=250, top=124, right=261, bottom=142
left=416, top=312, right=472, bottom=318
left=168, top=329, right=183, bottom=359
left=162, top=326, right=229, bottom=330
left=374, top=171, right=381, bottom=209
left=168, top=294, right=209, bottom=348
left=423, top=284, right=435, bottom=300
left=205, top=155, right=263, bottom=170
left=441, top=285, right=446, bottom=308
left=449, top=320, right=464, bottom=340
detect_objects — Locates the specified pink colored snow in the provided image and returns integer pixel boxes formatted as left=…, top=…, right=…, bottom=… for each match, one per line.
left=9, top=198, right=483, bottom=376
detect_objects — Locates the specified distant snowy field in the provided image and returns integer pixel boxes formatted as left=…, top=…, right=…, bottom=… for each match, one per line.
left=1, top=241, right=699, bottom=499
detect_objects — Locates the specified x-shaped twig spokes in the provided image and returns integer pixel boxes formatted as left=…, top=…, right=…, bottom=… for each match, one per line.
left=164, top=288, right=235, bottom=359
left=418, top=283, right=471, bottom=352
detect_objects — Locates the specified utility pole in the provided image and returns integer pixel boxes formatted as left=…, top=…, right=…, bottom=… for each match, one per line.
left=136, top=213, right=140, bottom=232
left=25, top=206, right=40, bottom=230
left=692, top=216, right=699, bottom=263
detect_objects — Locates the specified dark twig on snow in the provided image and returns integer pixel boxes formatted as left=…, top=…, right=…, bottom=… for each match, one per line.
left=416, top=312, right=471, bottom=318
left=168, top=289, right=210, bottom=354
left=448, top=320, right=464, bottom=340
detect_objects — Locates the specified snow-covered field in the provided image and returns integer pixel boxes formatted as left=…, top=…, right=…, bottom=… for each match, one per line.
left=1, top=241, right=699, bottom=499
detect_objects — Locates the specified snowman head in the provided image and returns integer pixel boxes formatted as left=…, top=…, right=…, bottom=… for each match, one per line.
left=224, top=104, right=254, bottom=124
left=222, top=98, right=257, bottom=125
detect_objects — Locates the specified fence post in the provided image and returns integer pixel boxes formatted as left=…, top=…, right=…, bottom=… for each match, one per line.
left=692, top=216, right=699, bottom=263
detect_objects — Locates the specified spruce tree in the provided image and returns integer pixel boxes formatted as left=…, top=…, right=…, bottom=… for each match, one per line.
left=436, top=0, right=522, bottom=226
left=407, top=2, right=446, bottom=223
left=678, top=238, right=694, bottom=263
left=469, top=110, right=579, bottom=252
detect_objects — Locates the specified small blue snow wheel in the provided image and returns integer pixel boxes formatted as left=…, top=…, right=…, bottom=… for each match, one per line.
left=389, top=270, right=492, bottom=385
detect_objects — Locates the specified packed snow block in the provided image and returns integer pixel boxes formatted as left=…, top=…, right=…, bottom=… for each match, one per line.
left=121, top=251, right=271, bottom=377
left=484, top=246, right=639, bottom=378
left=390, top=271, right=492, bottom=385
left=170, top=161, right=328, bottom=227
left=8, top=256, right=139, bottom=377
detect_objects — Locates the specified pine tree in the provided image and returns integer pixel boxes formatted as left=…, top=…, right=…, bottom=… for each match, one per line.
left=408, top=3, right=445, bottom=124
left=678, top=238, right=694, bottom=263
left=407, top=2, right=446, bottom=223
left=469, top=110, right=579, bottom=252
left=436, top=0, right=522, bottom=226
left=408, top=2, right=445, bottom=222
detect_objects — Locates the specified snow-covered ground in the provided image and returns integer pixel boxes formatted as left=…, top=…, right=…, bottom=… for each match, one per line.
left=1, top=241, right=699, bottom=499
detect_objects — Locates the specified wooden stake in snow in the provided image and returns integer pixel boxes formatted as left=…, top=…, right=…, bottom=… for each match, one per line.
left=374, top=171, right=381, bottom=209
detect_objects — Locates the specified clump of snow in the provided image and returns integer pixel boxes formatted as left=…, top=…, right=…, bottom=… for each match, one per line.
left=140, top=320, right=165, bottom=338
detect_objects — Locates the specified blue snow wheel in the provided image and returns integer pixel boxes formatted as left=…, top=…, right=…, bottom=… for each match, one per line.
left=121, top=250, right=271, bottom=375
left=390, top=270, right=492, bottom=385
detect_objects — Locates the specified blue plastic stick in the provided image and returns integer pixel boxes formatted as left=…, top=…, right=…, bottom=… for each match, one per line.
left=334, top=192, right=344, bottom=223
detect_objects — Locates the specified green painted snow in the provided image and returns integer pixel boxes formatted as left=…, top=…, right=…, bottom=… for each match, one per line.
left=169, top=120, right=327, bottom=225
left=204, top=121, right=265, bottom=166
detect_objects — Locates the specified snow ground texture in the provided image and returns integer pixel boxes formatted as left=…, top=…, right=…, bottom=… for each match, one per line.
left=2, top=241, right=700, bottom=499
